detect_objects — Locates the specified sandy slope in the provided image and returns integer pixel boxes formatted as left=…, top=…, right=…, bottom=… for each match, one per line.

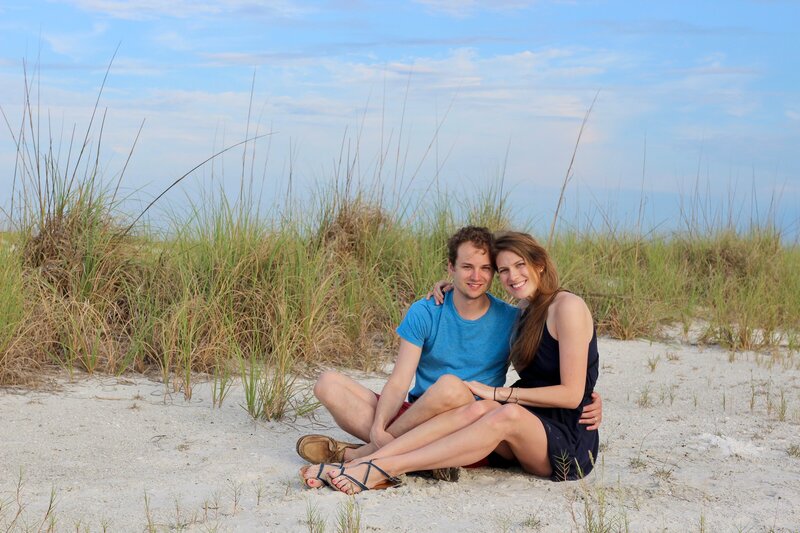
left=2, top=337, right=799, bottom=532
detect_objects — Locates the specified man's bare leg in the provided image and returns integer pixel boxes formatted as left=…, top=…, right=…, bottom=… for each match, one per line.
left=313, top=370, right=379, bottom=444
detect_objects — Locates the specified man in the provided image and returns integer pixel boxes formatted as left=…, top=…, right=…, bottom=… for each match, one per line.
left=297, top=226, right=601, bottom=481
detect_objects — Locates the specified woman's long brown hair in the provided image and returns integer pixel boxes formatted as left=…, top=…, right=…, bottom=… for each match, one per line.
left=493, top=232, right=561, bottom=372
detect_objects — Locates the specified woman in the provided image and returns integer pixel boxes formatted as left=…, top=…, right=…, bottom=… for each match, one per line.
left=310, top=231, right=599, bottom=492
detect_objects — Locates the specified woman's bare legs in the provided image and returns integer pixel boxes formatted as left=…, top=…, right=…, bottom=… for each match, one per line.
left=361, top=399, right=502, bottom=462
left=303, top=399, right=498, bottom=487
left=328, top=403, right=552, bottom=494
left=312, top=372, right=477, bottom=463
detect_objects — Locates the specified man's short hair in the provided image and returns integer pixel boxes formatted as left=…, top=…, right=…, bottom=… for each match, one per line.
left=447, top=226, right=494, bottom=266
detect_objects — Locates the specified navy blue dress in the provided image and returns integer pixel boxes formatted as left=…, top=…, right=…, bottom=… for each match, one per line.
left=512, top=323, right=600, bottom=481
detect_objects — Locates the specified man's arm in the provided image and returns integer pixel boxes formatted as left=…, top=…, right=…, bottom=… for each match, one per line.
left=370, top=339, right=422, bottom=447
left=579, top=392, right=603, bottom=430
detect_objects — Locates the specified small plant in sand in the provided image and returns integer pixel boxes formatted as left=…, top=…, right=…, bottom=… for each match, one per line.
left=171, top=497, right=195, bottom=530
left=253, top=481, right=266, bottom=506
left=521, top=512, right=544, bottom=530
left=778, top=389, right=788, bottom=421
left=335, top=497, right=362, bottom=533
left=652, top=465, right=674, bottom=482
left=666, top=385, right=676, bottom=406
left=228, top=480, right=243, bottom=515
left=629, top=429, right=654, bottom=471
left=304, top=500, right=326, bottom=533
left=240, top=351, right=263, bottom=418
left=211, top=357, right=234, bottom=408
left=202, top=493, right=222, bottom=522
left=0, top=471, right=58, bottom=533
left=494, top=511, right=514, bottom=533
left=636, top=386, right=652, bottom=408
left=143, top=491, right=157, bottom=533
left=628, top=431, right=652, bottom=470
left=553, top=450, right=573, bottom=482
left=568, top=477, right=629, bottom=532
left=788, top=444, right=800, bottom=458
left=766, top=383, right=774, bottom=417
left=647, top=355, right=660, bottom=373
left=629, top=455, right=647, bottom=470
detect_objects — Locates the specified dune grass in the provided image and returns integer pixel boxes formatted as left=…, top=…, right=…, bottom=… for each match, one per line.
left=2, top=69, right=799, bottom=422
left=2, top=163, right=797, bottom=410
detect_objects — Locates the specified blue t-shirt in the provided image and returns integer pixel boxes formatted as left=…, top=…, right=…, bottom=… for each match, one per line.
left=396, top=291, right=519, bottom=401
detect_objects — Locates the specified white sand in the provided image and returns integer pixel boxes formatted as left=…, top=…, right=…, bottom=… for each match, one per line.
left=2, top=337, right=799, bottom=532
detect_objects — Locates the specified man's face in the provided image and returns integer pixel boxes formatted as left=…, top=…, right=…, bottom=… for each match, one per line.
left=447, top=241, right=494, bottom=300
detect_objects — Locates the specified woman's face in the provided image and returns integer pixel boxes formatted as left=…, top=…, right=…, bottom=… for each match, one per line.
left=496, top=250, right=539, bottom=300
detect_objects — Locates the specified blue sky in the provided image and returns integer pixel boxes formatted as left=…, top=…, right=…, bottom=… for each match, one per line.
left=1, top=1, right=799, bottom=237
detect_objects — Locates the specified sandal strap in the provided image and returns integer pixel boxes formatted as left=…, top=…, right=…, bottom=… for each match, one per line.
left=313, top=464, right=330, bottom=487
left=308, top=462, right=344, bottom=488
left=337, top=471, right=369, bottom=492
left=359, top=460, right=401, bottom=485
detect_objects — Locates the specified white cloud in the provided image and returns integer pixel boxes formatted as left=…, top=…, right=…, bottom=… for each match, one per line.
left=325, top=46, right=611, bottom=107
left=592, top=18, right=750, bottom=37
left=109, top=58, right=165, bottom=77
left=203, top=51, right=319, bottom=67
left=786, top=109, right=800, bottom=121
left=42, top=33, right=84, bottom=56
left=42, top=22, right=109, bottom=58
left=152, top=31, right=193, bottom=52
left=57, top=0, right=311, bottom=20
left=649, top=53, right=762, bottom=120
left=413, top=0, right=536, bottom=17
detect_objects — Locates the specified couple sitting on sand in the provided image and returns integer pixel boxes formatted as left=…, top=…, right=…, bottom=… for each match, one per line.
left=297, top=226, right=602, bottom=494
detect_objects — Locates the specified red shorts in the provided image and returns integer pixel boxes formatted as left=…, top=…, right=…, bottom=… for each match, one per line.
left=373, top=392, right=413, bottom=425
left=374, top=392, right=500, bottom=469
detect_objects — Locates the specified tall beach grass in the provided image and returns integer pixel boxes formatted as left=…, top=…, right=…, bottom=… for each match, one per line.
left=2, top=67, right=798, bottom=421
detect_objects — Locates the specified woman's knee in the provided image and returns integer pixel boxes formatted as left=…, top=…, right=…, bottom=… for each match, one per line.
left=485, top=404, right=528, bottom=431
left=464, top=398, right=500, bottom=421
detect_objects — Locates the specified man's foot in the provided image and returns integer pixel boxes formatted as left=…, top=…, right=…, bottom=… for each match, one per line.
left=326, top=460, right=402, bottom=495
left=408, top=467, right=459, bottom=482
left=296, top=434, right=361, bottom=463
left=428, top=467, right=460, bottom=482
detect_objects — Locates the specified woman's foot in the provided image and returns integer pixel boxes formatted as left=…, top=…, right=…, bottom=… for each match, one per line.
left=326, top=460, right=402, bottom=495
left=300, top=463, right=342, bottom=488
